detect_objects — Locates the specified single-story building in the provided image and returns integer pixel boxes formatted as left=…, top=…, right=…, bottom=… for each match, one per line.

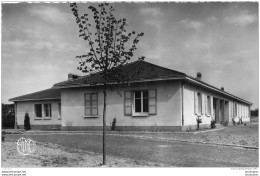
left=9, top=60, right=252, bottom=131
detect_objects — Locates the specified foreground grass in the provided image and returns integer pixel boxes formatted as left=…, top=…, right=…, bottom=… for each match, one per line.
left=2, top=123, right=258, bottom=167
left=2, top=141, right=167, bottom=167
left=120, top=123, right=258, bottom=147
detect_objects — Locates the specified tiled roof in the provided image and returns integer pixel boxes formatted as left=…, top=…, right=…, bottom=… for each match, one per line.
left=9, top=88, right=60, bottom=102
left=9, top=60, right=252, bottom=105
left=53, top=60, right=186, bottom=87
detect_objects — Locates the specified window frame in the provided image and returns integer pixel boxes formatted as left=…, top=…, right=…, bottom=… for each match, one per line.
left=206, top=95, right=211, bottom=116
left=34, top=104, right=42, bottom=118
left=84, top=93, right=98, bottom=117
left=58, top=103, right=61, bottom=119
left=44, top=104, right=52, bottom=118
left=197, top=92, right=203, bottom=115
left=133, top=90, right=149, bottom=116
left=233, top=102, right=237, bottom=117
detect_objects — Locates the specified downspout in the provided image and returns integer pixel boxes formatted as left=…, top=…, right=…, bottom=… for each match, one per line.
left=181, top=81, right=184, bottom=126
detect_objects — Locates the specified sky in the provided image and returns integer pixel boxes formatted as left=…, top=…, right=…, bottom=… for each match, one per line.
left=1, top=2, right=259, bottom=109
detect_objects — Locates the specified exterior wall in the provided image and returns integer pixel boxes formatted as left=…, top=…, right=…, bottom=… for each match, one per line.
left=61, top=80, right=182, bottom=129
left=230, top=102, right=250, bottom=123
left=183, top=82, right=250, bottom=128
left=183, top=83, right=212, bottom=127
left=16, top=99, right=61, bottom=130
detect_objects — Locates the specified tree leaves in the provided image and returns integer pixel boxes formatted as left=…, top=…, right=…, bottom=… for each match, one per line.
left=69, top=2, right=145, bottom=84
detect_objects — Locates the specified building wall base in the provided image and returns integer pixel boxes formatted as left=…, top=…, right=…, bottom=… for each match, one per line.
left=182, top=124, right=211, bottom=131
left=17, top=125, right=61, bottom=131
left=60, top=126, right=183, bottom=132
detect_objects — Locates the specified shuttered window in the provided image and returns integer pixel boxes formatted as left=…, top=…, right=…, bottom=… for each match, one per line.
left=124, top=89, right=157, bottom=116
left=210, top=96, right=213, bottom=116
left=44, top=104, right=52, bottom=118
left=206, top=95, right=211, bottom=115
left=194, top=92, right=198, bottom=115
left=58, top=103, right=61, bottom=119
left=194, top=92, right=203, bottom=116
left=124, top=91, right=132, bottom=115
left=198, top=93, right=202, bottom=115
left=84, top=93, right=98, bottom=116
left=233, top=103, right=237, bottom=117
left=35, top=104, right=42, bottom=118
left=230, top=102, right=233, bottom=118
left=148, top=90, right=157, bottom=115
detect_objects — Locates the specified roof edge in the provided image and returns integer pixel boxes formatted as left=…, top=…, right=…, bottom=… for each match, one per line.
left=9, top=97, right=61, bottom=102
left=53, top=75, right=252, bottom=105
left=52, top=77, right=186, bottom=89
left=186, top=76, right=252, bottom=105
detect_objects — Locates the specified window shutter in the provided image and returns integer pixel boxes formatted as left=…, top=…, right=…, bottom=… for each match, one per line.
left=205, top=95, right=208, bottom=115
left=148, top=89, right=157, bottom=115
left=201, top=94, right=204, bottom=115
left=211, top=96, right=213, bottom=116
left=230, top=102, right=233, bottom=118
left=124, top=91, right=132, bottom=116
left=194, top=92, right=198, bottom=115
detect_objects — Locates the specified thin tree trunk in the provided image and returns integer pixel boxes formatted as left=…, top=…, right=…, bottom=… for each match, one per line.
left=102, top=85, right=107, bottom=165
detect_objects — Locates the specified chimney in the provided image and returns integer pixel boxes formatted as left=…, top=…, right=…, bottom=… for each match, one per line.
left=221, top=87, right=224, bottom=91
left=68, top=73, right=79, bottom=80
left=196, top=72, right=202, bottom=81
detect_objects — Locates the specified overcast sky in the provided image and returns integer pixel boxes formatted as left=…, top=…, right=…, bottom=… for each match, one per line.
left=2, top=2, right=258, bottom=109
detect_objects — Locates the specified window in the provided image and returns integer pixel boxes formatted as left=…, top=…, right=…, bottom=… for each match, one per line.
left=58, top=103, right=61, bottom=119
left=194, top=92, right=203, bottom=115
left=124, top=89, right=157, bottom=116
left=207, top=95, right=211, bottom=115
left=198, top=93, right=202, bottom=114
left=134, top=90, right=148, bottom=114
left=44, top=104, right=52, bottom=118
left=84, top=93, right=98, bottom=116
left=35, top=104, right=42, bottom=118
left=233, top=103, right=237, bottom=117
left=230, top=102, right=233, bottom=118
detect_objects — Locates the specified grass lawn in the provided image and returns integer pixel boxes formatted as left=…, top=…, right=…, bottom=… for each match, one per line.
left=3, top=124, right=258, bottom=167
left=2, top=122, right=258, bottom=167
left=106, top=123, right=258, bottom=147
left=2, top=140, right=166, bottom=167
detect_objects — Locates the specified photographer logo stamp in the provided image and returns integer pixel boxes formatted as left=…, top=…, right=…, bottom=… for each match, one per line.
left=17, top=137, right=36, bottom=156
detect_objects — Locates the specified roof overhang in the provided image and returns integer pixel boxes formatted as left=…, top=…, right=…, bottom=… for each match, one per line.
left=9, top=98, right=60, bottom=102
left=54, top=75, right=252, bottom=106
left=52, top=77, right=186, bottom=89
left=185, top=76, right=252, bottom=106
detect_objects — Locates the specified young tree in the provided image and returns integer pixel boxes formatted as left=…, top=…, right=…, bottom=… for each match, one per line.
left=70, top=3, right=144, bottom=165
left=24, top=113, right=31, bottom=131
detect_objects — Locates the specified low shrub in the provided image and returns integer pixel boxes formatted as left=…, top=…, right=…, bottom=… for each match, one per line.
left=210, top=120, right=216, bottom=129
left=111, top=118, right=116, bottom=131
left=24, top=113, right=31, bottom=131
